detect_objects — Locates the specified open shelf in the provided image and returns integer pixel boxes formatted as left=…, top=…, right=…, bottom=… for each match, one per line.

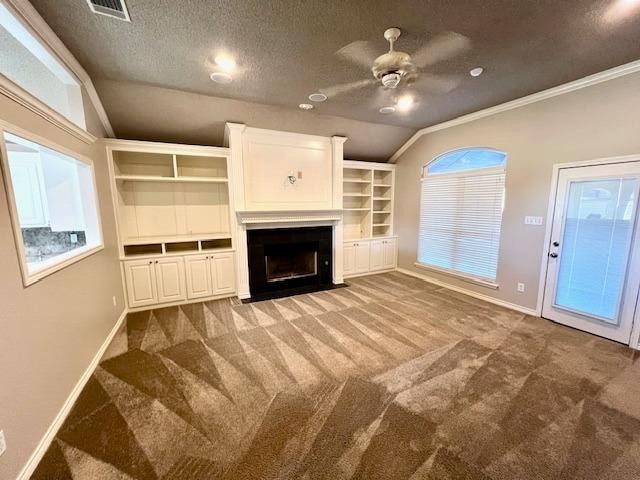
left=115, top=175, right=228, bottom=184
left=343, top=161, right=394, bottom=240
left=122, top=233, right=231, bottom=246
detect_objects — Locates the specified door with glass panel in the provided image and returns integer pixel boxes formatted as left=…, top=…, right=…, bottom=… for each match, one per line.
left=542, top=162, right=640, bottom=343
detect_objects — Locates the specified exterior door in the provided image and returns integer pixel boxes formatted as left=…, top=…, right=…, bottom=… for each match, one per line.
left=185, top=254, right=213, bottom=299
left=155, top=257, right=186, bottom=304
left=124, top=259, right=158, bottom=308
left=542, top=161, right=640, bottom=343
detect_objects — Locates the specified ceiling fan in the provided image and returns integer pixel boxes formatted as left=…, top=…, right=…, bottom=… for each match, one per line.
left=320, top=28, right=471, bottom=110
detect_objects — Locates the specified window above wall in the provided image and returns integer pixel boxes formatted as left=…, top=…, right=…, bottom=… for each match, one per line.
left=0, top=129, right=103, bottom=285
left=0, top=1, right=86, bottom=130
left=418, top=148, right=507, bottom=286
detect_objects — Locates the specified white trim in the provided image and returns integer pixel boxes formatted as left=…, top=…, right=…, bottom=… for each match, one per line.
left=389, top=59, right=640, bottom=163
left=397, top=267, right=538, bottom=316
left=0, top=74, right=96, bottom=144
left=536, top=154, right=640, bottom=348
left=414, top=262, right=499, bottom=289
left=15, top=308, right=128, bottom=480
left=0, top=120, right=105, bottom=286
left=2, top=0, right=114, bottom=138
left=236, top=209, right=343, bottom=225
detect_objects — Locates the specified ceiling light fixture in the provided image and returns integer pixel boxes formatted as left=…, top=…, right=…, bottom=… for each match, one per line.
left=210, top=72, right=233, bottom=84
left=209, top=72, right=233, bottom=84
left=605, top=0, right=640, bottom=22
left=379, top=106, right=396, bottom=114
left=214, top=55, right=236, bottom=73
left=309, top=93, right=327, bottom=102
left=299, top=103, right=314, bottom=110
left=396, top=95, right=414, bottom=112
left=470, top=67, right=484, bottom=77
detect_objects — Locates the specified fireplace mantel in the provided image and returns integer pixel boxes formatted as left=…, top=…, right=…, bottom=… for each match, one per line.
left=236, top=209, right=343, bottom=225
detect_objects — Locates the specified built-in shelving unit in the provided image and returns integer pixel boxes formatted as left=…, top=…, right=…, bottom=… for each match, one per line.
left=106, top=140, right=237, bottom=310
left=343, top=160, right=395, bottom=240
left=108, top=144, right=233, bottom=256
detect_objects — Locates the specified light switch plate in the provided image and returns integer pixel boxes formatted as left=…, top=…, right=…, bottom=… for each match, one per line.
left=70, top=233, right=78, bottom=243
left=525, top=216, right=544, bottom=226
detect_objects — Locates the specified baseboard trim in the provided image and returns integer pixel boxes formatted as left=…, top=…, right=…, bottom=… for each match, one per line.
left=16, top=308, right=128, bottom=480
left=396, top=267, right=539, bottom=317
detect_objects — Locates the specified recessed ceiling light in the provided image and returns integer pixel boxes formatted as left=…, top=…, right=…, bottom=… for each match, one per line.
left=309, top=93, right=327, bottom=102
left=210, top=72, right=233, bottom=84
left=470, top=67, right=484, bottom=77
left=214, top=55, right=236, bottom=73
left=299, top=103, right=314, bottom=110
left=397, top=95, right=414, bottom=112
left=379, top=106, right=396, bottom=114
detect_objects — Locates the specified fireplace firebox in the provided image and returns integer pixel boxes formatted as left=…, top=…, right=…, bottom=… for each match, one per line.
left=247, top=226, right=333, bottom=299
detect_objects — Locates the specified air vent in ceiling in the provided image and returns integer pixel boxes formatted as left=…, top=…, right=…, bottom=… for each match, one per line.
left=86, top=0, right=130, bottom=21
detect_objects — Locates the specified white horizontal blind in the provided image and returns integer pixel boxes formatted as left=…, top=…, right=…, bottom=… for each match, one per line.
left=418, top=168, right=505, bottom=281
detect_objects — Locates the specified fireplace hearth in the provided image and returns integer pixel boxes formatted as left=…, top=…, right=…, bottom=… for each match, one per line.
left=246, top=226, right=333, bottom=300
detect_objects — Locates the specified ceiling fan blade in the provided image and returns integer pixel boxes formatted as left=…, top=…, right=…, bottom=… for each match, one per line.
left=320, top=79, right=376, bottom=98
left=336, top=40, right=378, bottom=70
left=409, top=73, right=462, bottom=94
left=412, top=31, right=471, bottom=68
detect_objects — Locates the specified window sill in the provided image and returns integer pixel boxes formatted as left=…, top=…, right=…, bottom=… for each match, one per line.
left=414, top=262, right=499, bottom=290
left=22, top=244, right=104, bottom=286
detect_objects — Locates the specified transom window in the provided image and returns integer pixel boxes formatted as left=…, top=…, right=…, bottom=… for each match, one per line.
left=418, top=147, right=507, bottom=285
left=0, top=1, right=86, bottom=129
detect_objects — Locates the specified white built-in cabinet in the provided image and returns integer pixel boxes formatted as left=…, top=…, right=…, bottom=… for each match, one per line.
left=343, top=238, right=397, bottom=277
left=342, top=160, right=397, bottom=278
left=107, top=139, right=237, bottom=310
left=184, top=252, right=236, bottom=300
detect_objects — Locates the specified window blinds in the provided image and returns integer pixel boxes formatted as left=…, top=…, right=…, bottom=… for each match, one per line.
left=418, top=169, right=505, bottom=282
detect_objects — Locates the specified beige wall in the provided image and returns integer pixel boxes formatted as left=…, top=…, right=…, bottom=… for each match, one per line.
left=0, top=90, right=123, bottom=479
left=394, top=72, right=640, bottom=311
left=93, top=79, right=416, bottom=162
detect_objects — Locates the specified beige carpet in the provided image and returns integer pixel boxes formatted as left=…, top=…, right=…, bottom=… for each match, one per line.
left=32, top=272, right=640, bottom=479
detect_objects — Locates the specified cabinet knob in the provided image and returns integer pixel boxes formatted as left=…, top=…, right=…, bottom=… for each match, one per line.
left=148, top=261, right=152, bottom=264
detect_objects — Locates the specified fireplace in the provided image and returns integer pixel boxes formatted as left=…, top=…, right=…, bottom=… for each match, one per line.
left=247, top=226, right=333, bottom=299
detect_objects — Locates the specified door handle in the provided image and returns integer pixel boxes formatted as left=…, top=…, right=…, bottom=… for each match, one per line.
left=549, top=252, right=558, bottom=258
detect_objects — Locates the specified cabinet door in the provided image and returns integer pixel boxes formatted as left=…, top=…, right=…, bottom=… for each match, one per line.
left=370, top=240, right=385, bottom=271
left=9, top=155, right=48, bottom=227
left=354, top=242, right=370, bottom=273
left=343, top=242, right=356, bottom=275
left=211, top=253, right=236, bottom=295
left=154, top=257, right=186, bottom=304
left=124, top=260, right=158, bottom=308
left=185, top=254, right=213, bottom=299
left=383, top=238, right=398, bottom=269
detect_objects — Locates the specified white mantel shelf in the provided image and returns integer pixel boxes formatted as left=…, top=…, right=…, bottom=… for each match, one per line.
left=235, top=209, right=343, bottom=225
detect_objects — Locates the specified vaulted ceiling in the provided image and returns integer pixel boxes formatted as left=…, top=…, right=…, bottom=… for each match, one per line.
left=31, top=0, right=640, bottom=160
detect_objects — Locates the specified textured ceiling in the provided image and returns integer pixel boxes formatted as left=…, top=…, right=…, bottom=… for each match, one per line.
left=30, top=0, right=640, bottom=157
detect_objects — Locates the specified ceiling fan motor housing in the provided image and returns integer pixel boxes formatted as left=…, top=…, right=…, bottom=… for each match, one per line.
left=371, top=50, right=414, bottom=87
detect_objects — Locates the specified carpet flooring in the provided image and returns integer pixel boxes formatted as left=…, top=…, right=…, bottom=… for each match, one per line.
left=32, top=272, right=640, bottom=479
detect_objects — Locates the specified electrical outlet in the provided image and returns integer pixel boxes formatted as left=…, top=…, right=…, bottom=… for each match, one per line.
left=69, top=233, right=78, bottom=243
left=112, top=296, right=117, bottom=306
left=517, top=283, right=525, bottom=293
left=0, top=430, right=6, bottom=457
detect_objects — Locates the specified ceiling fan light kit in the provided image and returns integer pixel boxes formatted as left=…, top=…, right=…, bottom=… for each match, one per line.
left=322, top=26, right=471, bottom=114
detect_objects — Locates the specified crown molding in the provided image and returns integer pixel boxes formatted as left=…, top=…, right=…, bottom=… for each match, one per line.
left=3, top=0, right=115, bottom=138
left=389, top=59, right=640, bottom=163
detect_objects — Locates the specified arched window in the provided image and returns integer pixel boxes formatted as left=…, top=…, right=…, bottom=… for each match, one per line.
left=418, top=148, right=507, bottom=284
